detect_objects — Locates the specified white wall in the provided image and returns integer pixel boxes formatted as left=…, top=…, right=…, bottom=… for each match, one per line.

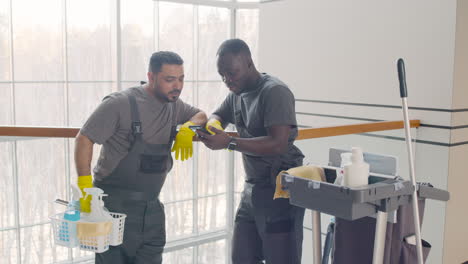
left=259, top=0, right=467, bottom=263
left=259, top=0, right=456, bottom=108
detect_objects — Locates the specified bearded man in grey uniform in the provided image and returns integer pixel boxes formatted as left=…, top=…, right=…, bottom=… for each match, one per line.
left=74, top=51, right=207, bottom=263
left=198, top=39, right=305, bottom=264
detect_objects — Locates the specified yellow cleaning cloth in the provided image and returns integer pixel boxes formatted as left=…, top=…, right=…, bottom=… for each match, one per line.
left=77, top=221, right=112, bottom=238
left=274, top=165, right=325, bottom=199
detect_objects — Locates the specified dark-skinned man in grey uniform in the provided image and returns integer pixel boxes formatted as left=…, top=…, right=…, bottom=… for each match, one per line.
left=74, top=51, right=207, bottom=263
left=198, top=39, right=305, bottom=264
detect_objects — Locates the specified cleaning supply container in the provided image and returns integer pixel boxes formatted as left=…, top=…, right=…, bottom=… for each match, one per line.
left=52, top=185, right=81, bottom=248
left=54, top=208, right=80, bottom=248
left=109, top=212, right=126, bottom=246
left=50, top=187, right=126, bottom=253
left=343, top=147, right=370, bottom=187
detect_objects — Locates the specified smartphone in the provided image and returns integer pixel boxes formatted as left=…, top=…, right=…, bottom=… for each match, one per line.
left=189, top=125, right=209, bottom=134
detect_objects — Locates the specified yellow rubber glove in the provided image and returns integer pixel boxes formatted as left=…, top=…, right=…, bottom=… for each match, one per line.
left=77, top=175, right=93, bottom=213
left=171, top=121, right=196, bottom=161
left=205, top=119, right=223, bottom=135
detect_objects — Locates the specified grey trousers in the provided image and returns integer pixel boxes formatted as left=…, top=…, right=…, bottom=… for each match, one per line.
left=95, top=196, right=166, bottom=264
left=232, top=182, right=305, bottom=264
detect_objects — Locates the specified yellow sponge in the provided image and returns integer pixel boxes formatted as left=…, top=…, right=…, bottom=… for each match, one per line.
left=274, top=165, right=325, bottom=199
left=77, top=221, right=112, bottom=238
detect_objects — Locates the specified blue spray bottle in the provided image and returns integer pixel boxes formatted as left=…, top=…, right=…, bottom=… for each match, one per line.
left=59, top=185, right=82, bottom=247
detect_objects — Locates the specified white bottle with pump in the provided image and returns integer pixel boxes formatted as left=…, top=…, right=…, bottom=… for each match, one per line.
left=343, top=147, right=370, bottom=187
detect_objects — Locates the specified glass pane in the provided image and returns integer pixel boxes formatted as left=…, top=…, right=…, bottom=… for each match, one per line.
left=236, top=9, right=259, bottom=65
left=163, top=247, right=193, bottom=264
left=0, top=84, right=12, bottom=125
left=0, top=230, right=18, bottom=263
left=68, top=82, right=113, bottom=127
left=0, top=142, right=14, bottom=228
left=67, top=0, right=112, bottom=81
left=197, top=147, right=228, bottom=195
left=234, top=152, right=244, bottom=192
left=198, top=6, right=230, bottom=81
left=196, top=82, right=229, bottom=195
left=0, top=0, right=10, bottom=81
left=121, top=81, right=146, bottom=89
left=71, top=247, right=94, bottom=262
left=161, top=159, right=194, bottom=202
left=14, top=83, right=65, bottom=126
left=121, top=0, right=154, bottom=82
left=198, top=239, right=226, bottom=264
left=197, top=195, right=226, bottom=233
left=180, top=81, right=194, bottom=106
left=234, top=192, right=241, bottom=216
left=20, top=224, right=69, bottom=263
left=197, top=81, right=229, bottom=117
left=163, top=151, right=194, bottom=202
left=159, top=2, right=194, bottom=81
left=16, top=138, right=67, bottom=225
left=12, top=0, right=63, bottom=81
left=165, top=201, right=193, bottom=240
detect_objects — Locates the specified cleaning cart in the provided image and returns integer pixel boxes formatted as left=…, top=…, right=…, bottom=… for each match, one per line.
left=281, top=148, right=449, bottom=264
left=50, top=187, right=127, bottom=253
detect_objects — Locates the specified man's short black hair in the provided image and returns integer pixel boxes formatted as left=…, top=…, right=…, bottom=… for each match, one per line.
left=217, top=39, right=252, bottom=57
left=149, top=51, right=184, bottom=73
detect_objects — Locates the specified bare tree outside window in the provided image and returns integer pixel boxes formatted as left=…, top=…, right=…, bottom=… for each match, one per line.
left=0, top=1, right=259, bottom=263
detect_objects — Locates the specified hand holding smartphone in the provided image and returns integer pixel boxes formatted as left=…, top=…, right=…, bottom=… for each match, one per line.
left=189, top=125, right=209, bottom=139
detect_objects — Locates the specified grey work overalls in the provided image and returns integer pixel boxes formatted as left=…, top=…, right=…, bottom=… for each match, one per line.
left=94, top=95, right=176, bottom=264
left=231, top=100, right=305, bottom=264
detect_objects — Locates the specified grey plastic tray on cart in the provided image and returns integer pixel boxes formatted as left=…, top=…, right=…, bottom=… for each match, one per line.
left=281, top=149, right=450, bottom=221
left=281, top=169, right=414, bottom=220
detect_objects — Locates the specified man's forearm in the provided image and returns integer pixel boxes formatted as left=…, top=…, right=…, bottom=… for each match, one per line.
left=74, top=132, right=94, bottom=176
left=233, top=136, right=287, bottom=156
left=189, top=111, right=208, bottom=125
left=231, top=125, right=290, bottom=156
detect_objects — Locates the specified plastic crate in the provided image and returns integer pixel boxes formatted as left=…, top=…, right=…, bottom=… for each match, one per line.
left=50, top=213, right=80, bottom=248
left=109, top=212, right=126, bottom=246
left=50, top=211, right=126, bottom=253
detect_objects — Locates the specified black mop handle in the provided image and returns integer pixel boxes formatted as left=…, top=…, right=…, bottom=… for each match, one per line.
left=397, top=58, right=408, bottom=98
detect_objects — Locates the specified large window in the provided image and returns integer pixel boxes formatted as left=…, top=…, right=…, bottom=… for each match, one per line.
left=0, top=0, right=258, bottom=263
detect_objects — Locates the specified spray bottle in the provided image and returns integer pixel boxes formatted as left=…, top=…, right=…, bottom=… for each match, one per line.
left=82, top=187, right=113, bottom=222
left=60, top=185, right=82, bottom=247
left=75, top=187, right=113, bottom=251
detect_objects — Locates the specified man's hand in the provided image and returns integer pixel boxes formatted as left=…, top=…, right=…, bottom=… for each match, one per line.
left=77, top=175, right=93, bottom=213
left=197, top=127, right=231, bottom=150
left=172, top=121, right=196, bottom=161
left=205, top=119, right=223, bottom=135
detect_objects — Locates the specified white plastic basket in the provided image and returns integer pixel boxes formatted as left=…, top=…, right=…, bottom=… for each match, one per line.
left=50, top=211, right=126, bottom=253
left=109, top=212, right=126, bottom=246
left=77, top=224, right=111, bottom=253
left=50, top=213, right=80, bottom=248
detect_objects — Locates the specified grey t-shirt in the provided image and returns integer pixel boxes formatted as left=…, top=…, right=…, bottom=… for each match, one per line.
left=80, top=86, right=201, bottom=180
left=213, top=73, right=304, bottom=182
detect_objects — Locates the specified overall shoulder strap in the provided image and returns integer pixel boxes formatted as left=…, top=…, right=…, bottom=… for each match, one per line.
left=128, top=94, right=142, bottom=138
